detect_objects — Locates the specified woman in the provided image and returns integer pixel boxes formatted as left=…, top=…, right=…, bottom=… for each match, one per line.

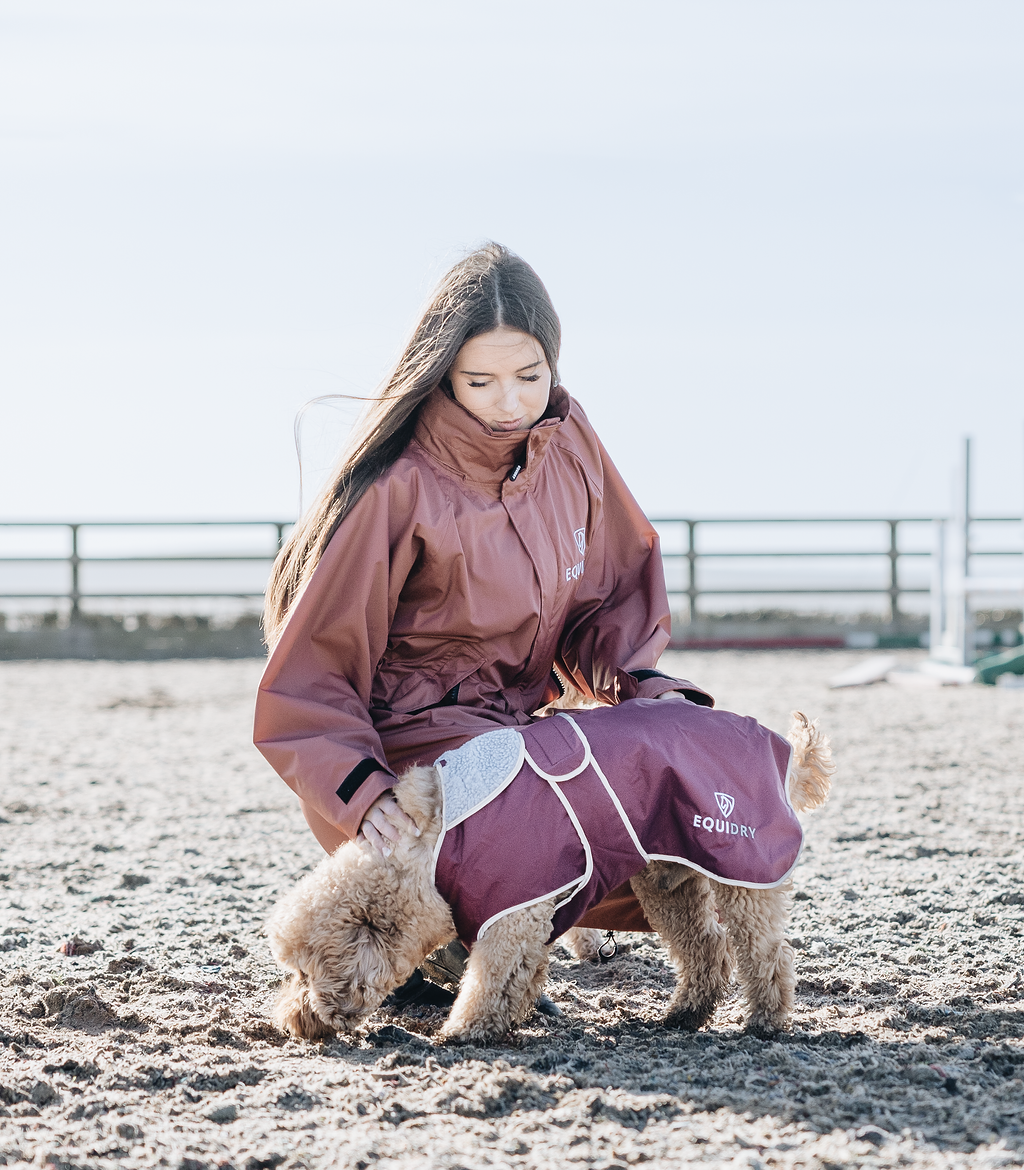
left=254, top=243, right=712, bottom=996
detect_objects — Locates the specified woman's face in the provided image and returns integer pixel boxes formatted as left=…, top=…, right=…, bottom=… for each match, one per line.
left=448, top=327, right=552, bottom=432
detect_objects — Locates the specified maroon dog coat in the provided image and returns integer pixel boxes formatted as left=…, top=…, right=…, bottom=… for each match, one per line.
left=432, top=697, right=801, bottom=948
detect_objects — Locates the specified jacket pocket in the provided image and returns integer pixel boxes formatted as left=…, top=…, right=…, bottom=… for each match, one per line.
left=406, top=682, right=462, bottom=716
left=371, top=645, right=485, bottom=715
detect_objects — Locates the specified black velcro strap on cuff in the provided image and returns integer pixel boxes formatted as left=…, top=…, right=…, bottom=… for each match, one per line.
left=628, top=669, right=672, bottom=683
left=679, top=689, right=714, bottom=708
left=337, top=758, right=386, bottom=805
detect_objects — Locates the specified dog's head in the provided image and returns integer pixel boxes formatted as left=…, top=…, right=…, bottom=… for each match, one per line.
left=272, top=913, right=417, bottom=1039
left=266, top=834, right=450, bottom=1040
left=272, top=971, right=337, bottom=1041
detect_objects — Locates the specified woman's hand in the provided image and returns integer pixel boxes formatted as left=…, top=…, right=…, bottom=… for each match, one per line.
left=357, top=790, right=420, bottom=857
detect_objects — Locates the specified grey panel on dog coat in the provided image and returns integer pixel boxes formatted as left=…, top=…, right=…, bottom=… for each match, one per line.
left=435, top=728, right=526, bottom=830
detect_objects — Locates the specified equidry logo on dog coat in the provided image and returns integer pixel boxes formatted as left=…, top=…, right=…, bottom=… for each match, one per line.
left=694, top=790, right=758, bottom=838
left=565, top=526, right=587, bottom=581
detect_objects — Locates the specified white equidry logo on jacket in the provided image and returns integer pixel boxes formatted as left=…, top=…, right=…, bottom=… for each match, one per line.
left=566, top=527, right=586, bottom=582
left=693, top=791, right=758, bottom=838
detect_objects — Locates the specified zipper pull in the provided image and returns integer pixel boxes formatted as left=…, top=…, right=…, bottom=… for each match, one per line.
left=509, top=463, right=522, bottom=482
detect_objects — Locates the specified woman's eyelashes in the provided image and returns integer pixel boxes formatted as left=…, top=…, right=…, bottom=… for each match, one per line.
left=465, top=375, right=541, bottom=389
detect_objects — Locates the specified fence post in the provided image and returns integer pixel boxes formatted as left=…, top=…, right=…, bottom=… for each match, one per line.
left=69, top=523, right=80, bottom=621
left=888, top=519, right=900, bottom=622
left=275, top=523, right=286, bottom=553
left=962, top=436, right=974, bottom=665
left=686, top=520, right=698, bottom=624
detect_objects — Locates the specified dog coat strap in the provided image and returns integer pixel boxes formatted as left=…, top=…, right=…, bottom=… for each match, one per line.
left=520, top=714, right=587, bottom=777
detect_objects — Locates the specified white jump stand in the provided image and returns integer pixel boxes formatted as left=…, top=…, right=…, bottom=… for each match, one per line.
left=931, top=567, right=1024, bottom=666
left=929, top=437, right=1024, bottom=667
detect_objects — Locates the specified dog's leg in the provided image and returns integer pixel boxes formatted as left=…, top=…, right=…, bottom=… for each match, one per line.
left=562, top=926, right=608, bottom=963
left=713, top=881, right=795, bottom=1037
left=437, top=899, right=556, bottom=1045
left=631, top=864, right=731, bottom=1031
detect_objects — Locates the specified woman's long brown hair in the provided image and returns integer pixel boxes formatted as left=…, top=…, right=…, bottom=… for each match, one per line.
left=263, top=243, right=561, bottom=648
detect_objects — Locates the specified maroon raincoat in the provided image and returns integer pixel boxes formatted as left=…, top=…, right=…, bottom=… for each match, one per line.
left=254, top=385, right=712, bottom=929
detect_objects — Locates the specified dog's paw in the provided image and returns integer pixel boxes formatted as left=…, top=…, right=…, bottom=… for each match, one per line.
left=743, top=1012, right=790, bottom=1039
left=664, top=999, right=719, bottom=1032
left=562, top=926, right=607, bottom=963
left=437, top=1018, right=510, bottom=1046
left=435, top=1028, right=470, bottom=1047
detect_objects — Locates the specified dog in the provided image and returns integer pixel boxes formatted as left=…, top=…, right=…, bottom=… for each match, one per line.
left=267, top=709, right=833, bottom=1045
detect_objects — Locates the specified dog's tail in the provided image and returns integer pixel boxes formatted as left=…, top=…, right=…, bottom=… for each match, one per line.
left=786, top=711, right=834, bottom=812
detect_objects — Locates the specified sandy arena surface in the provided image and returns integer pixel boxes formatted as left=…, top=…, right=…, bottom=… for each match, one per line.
left=1, top=651, right=1022, bottom=1170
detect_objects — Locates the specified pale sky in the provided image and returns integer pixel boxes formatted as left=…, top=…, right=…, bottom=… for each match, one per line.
left=2, top=0, right=1022, bottom=523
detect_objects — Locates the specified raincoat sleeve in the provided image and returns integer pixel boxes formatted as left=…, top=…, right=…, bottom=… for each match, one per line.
left=253, top=475, right=423, bottom=840
left=555, top=433, right=713, bottom=708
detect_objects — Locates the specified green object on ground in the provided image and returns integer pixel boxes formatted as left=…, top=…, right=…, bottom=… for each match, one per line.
left=975, top=646, right=1024, bottom=685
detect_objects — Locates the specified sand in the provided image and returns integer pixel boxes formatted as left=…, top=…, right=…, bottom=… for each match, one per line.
left=1, top=650, right=1022, bottom=1170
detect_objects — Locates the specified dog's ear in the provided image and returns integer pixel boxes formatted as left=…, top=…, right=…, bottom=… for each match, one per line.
left=273, top=972, right=336, bottom=1041
left=305, top=919, right=414, bottom=1031
left=393, top=765, right=441, bottom=834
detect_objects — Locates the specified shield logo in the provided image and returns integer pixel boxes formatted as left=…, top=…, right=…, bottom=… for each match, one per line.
left=714, top=792, right=735, bottom=819
left=573, top=528, right=586, bottom=557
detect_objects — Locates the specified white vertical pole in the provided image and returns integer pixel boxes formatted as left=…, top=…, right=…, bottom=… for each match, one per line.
left=938, top=437, right=971, bottom=665
left=929, top=518, right=945, bottom=654
left=963, top=435, right=971, bottom=577
left=961, top=436, right=973, bottom=666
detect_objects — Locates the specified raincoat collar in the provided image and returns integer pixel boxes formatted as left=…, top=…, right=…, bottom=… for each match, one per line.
left=413, top=385, right=569, bottom=485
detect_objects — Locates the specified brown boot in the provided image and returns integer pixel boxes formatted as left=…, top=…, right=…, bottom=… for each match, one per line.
left=419, top=939, right=469, bottom=990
